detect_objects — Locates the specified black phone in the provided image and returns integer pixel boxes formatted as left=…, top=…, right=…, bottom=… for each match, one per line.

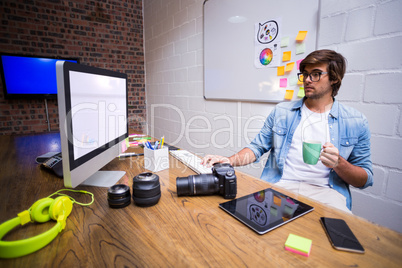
left=320, top=217, right=364, bottom=254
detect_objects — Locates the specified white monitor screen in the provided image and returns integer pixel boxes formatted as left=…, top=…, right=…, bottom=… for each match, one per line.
left=57, top=61, right=128, bottom=188
left=69, top=71, right=126, bottom=160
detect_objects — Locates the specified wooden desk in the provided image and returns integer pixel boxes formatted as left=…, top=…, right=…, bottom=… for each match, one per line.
left=0, top=133, right=401, bottom=267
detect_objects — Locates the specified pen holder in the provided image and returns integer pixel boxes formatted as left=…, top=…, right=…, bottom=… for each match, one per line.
left=144, top=147, right=169, bottom=172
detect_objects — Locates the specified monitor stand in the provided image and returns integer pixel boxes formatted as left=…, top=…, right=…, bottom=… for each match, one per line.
left=81, top=171, right=126, bottom=187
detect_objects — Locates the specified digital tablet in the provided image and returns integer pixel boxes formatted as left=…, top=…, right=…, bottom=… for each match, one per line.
left=219, top=188, right=314, bottom=235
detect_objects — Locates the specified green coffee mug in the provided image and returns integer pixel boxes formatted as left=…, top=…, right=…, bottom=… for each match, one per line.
left=302, top=140, right=322, bottom=165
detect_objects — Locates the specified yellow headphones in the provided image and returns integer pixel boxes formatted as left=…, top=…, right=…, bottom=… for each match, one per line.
left=0, top=189, right=94, bottom=259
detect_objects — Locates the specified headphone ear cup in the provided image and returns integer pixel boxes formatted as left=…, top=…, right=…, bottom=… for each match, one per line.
left=48, top=196, right=73, bottom=221
left=30, top=198, right=54, bottom=223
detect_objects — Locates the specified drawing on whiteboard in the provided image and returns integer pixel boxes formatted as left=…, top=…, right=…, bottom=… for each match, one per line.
left=254, top=18, right=281, bottom=69
left=256, top=20, right=279, bottom=44
left=259, top=48, right=273, bottom=65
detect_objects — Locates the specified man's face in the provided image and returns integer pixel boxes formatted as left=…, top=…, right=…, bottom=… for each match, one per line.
left=302, top=63, right=334, bottom=100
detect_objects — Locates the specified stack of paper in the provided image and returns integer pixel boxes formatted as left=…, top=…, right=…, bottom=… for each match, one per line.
left=285, top=234, right=312, bottom=257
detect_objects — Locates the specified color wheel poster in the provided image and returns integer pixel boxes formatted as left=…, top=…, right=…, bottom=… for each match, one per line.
left=254, top=18, right=281, bottom=68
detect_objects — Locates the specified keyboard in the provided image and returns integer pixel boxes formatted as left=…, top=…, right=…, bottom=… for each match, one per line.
left=169, top=150, right=212, bottom=174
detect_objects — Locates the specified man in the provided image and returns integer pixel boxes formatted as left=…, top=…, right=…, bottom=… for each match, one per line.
left=202, top=49, right=373, bottom=213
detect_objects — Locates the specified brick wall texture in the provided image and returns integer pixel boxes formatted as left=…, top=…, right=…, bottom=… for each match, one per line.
left=0, top=0, right=145, bottom=135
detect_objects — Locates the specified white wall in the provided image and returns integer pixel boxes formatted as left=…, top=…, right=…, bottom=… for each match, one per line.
left=143, top=0, right=402, bottom=233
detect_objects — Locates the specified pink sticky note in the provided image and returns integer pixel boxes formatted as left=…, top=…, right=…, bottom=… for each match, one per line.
left=297, top=59, right=304, bottom=70
left=121, top=140, right=127, bottom=153
left=285, top=246, right=311, bottom=257
left=280, top=78, right=287, bottom=87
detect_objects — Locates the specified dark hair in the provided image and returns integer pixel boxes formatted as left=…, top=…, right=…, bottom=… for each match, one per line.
left=299, top=49, right=347, bottom=97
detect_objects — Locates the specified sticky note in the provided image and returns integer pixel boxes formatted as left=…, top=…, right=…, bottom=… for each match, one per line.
left=122, top=138, right=128, bottom=152
left=277, top=66, right=285, bottom=76
left=295, top=42, right=306, bottom=54
left=280, top=78, right=287, bottom=88
left=297, top=59, right=304, bottom=70
left=285, top=234, right=312, bottom=257
left=285, top=62, right=295, bottom=72
left=282, top=51, right=291, bottom=62
left=296, top=31, right=308, bottom=42
left=284, top=90, right=294, bottom=100
left=297, top=87, right=305, bottom=98
left=297, top=75, right=304, bottom=85
left=289, top=76, right=298, bottom=86
left=125, top=138, right=130, bottom=148
left=281, top=36, right=290, bottom=47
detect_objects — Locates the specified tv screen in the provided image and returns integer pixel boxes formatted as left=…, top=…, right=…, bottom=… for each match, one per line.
left=0, top=53, right=79, bottom=99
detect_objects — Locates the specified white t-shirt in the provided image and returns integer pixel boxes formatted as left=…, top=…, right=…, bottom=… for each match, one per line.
left=281, top=103, right=331, bottom=186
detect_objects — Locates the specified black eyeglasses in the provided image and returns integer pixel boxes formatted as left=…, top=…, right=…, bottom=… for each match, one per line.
left=297, top=71, right=328, bottom=82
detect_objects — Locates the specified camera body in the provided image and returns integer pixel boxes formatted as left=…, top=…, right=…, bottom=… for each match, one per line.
left=176, top=163, right=237, bottom=199
left=212, top=163, right=237, bottom=199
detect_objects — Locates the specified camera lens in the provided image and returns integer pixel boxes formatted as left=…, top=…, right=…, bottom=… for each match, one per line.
left=176, top=174, right=219, bottom=196
left=132, top=173, right=161, bottom=207
left=108, top=184, right=131, bottom=208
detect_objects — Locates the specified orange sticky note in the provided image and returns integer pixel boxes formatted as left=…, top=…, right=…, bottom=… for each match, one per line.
left=285, top=90, right=294, bottom=100
left=297, top=75, right=304, bottom=85
left=285, top=62, right=295, bottom=72
left=296, top=31, right=308, bottom=42
left=277, top=66, right=285, bottom=76
left=282, top=51, right=291, bottom=62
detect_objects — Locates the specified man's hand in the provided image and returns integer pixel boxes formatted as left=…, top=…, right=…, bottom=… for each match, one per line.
left=320, top=142, right=368, bottom=188
left=201, top=155, right=230, bottom=168
left=201, top=148, right=256, bottom=168
left=320, top=142, right=340, bottom=168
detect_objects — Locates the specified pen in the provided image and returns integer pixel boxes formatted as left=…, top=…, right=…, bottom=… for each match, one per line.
left=146, top=141, right=154, bottom=150
left=154, top=141, right=159, bottom=149
left=160, top=136, right=164, bottom=149
left=129, top=141, right=140, bottom=145
left=131, top=137, right=151, bottom=141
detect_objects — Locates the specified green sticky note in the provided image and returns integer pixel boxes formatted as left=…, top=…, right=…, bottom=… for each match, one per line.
left=285, top=234, right=312, bottom=256
left=295, top=42, right=306, bottom=54
left=297, top=87, right=305, bottom=98
left=281, top=36, right=290, bottom=47
left=289, top=76, right=298, bottom=86
left=125, top=138, right=129, bottom=148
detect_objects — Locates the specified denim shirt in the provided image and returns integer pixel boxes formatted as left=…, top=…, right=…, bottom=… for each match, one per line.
left=246, top=98, right=373, bottom=210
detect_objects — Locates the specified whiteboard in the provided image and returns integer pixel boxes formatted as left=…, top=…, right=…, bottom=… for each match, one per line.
left=203, top=0, right=320, bottom=102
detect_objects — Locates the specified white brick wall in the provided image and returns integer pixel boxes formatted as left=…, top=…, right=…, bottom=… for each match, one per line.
left=144, top=0, right=402, bottom=233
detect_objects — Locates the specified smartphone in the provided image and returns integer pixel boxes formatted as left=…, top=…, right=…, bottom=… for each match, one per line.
left=320, top=217, right=365, bottom=253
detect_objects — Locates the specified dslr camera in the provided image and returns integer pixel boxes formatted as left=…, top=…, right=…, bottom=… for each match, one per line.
left=176, top=163, right=237, bottom=199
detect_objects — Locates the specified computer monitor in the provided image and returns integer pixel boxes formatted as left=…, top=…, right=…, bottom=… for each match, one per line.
left=56, top=61, right=128, bottom=188
left=0, top=53, right=78, bottom=99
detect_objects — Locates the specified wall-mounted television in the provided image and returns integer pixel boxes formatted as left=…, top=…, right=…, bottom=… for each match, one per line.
left=0, top=53, right=79, bottom=99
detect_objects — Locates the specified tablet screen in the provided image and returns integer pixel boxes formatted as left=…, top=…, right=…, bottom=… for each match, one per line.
left=219, top=188, right=314, bottom=234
